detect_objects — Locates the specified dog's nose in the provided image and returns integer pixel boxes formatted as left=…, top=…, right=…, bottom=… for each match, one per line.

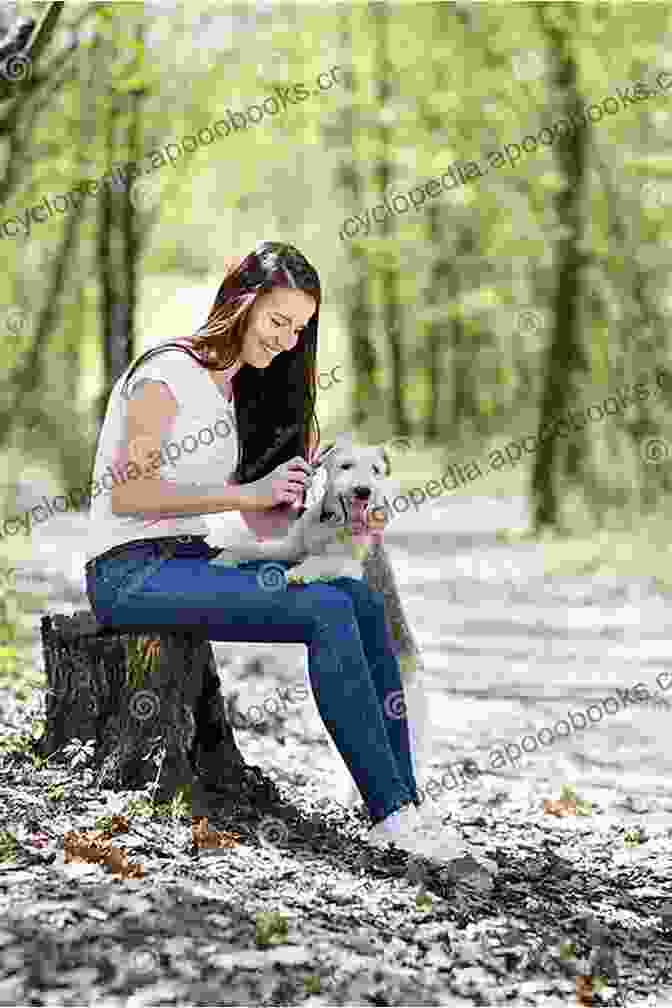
left=353, top=486, right=371, bottom=500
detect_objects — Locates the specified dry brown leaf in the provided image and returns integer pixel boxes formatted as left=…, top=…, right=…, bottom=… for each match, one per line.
left=63, top=828, right=145, bottom=880
left=192, top=815, right=241, bottom=851
left=576, top=974, right=594, bottom=1004
left=108, top=814, right=129, bottom=834
left=543, top=797, right=577, bottom=817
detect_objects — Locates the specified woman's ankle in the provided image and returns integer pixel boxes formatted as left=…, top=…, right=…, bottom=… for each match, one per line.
left=370, top=801, right=418, bottom=831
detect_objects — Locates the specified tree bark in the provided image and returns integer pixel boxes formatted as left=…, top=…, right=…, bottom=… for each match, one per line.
left=96, top=80, right=122, bottom=427
left=332, top=8, right=379, bottom=428
left=531, top=2, right=590, bottom=533
left=120, top=23, right=147, bottom=381
left=37, top=611, right=283, bottom=814
left=591, top=130, right=672, bottom=510
left=0, top=3, right=62, bottom=104
left=371, top=1, right=409, bottom=438
left=422, top=0, right=462, bottom=443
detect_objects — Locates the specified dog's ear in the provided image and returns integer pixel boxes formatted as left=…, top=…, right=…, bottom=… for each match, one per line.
left=323, top=433, right=353, bottom=469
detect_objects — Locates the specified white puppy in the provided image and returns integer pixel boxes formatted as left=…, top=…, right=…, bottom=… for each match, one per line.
left=211, top=434, right=427, bottom=810
left=211, top=433, right=391, bottom=581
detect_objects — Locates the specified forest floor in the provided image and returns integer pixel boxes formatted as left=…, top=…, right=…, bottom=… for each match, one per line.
left=0, top=493, right=671, bottom=1007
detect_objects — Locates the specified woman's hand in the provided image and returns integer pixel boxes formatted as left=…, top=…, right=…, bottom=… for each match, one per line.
left=240, top=456, right=313, bottom=511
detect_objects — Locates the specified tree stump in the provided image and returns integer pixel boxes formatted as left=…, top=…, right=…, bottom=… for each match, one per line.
left=36, top=610, right=284, bottom=812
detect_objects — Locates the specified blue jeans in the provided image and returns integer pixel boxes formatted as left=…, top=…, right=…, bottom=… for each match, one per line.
left=84, top=536, right=419, bottom=824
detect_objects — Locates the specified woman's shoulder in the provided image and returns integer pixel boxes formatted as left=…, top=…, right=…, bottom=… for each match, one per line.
left=123, top=340, right=207, bottom=400
left=136, top=340, right=205, bottom=374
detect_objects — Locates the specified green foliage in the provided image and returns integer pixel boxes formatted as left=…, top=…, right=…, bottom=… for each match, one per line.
left=95, top=791, right=190, bottom=825
left=3, top=1, right=672, bottom=547
left=62, top=738, right=96, bottom=772
left=559, top=941, right=577, bottom=961
left=0, top=831, right=18, bottom=863
left=560, top=784, right=593, bottom=815
left=168, top=785, right=192, bottom=819
left=124, top=798, right=156, bottom=819
left=122, top=788, right=191, bottom=821
left=415, top=890, right=433, bottom=910
left=0, top=733, right=33, bottom=757
left=255, top=911, right=289, bottom=948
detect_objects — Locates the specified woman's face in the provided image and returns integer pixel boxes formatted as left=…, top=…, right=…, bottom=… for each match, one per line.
left=240, top=287, right=316, bottom=369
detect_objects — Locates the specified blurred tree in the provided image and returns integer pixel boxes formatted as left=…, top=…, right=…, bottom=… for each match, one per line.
left=420, top=3, right=459, bottom=442
left=96, top=13, right=151, bottom=426
left=531, top=2, right=591, bottom=533
left=331, top=6, right=379, bottom=428
left=371, top=0, right=408, bottom=438
left=0, top=0, right=671, bottom=542
left=0, top=3, right=83, bottom=210
left=0, top=2, right=87, bottom=451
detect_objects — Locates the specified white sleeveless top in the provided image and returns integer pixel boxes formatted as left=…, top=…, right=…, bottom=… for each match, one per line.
left=84, top=346, right=261, bottom=564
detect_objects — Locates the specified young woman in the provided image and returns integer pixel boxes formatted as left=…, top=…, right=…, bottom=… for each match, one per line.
left=84, top=241, right=468, bottom=861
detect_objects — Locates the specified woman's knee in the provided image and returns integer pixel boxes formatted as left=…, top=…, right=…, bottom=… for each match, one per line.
left=308, top=583, right=360, bottom=627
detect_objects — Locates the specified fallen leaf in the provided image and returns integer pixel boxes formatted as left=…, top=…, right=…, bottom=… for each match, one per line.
left=544, top=798, right=578, bottom=817
left=544, top=787, right=592, bottom=817
left=109, top=814, right=130, bottom=833
left=191, top=816, right=241, bottom=851
left=576, top=973, right=594, bottom=1004
left=62, top=828, right=145, bottom=880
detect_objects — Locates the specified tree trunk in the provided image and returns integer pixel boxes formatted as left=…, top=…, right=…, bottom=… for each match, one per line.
left=96, top=82, right=121, bottom=427
left=423, top=201, right=448, bottom=443
left=37, top=611, right=284, bottom=815
left=0, top=3, right=62, bottom=104
left=422, top=0, right=459, bottom=443
left=451, top=231, right=481, bottom=434
left=531, top=2, right=590, bottom=533
left=332, top=9, right=379, bottom=428
left=591, top=115, right=672, bottom=512
left=371, top=1, right=409, bottom=438
left=120, top=26, right=146, bottom=377
left=4, top=148, right=86, bottom=442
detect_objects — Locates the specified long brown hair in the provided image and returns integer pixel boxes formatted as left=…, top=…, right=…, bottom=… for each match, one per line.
left=120, top=241, right=322, bottom=484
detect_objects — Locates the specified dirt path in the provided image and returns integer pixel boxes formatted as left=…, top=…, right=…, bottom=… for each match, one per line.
left=0, top=495, right=668, bottom=1006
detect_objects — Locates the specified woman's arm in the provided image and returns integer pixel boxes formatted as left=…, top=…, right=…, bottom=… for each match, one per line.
left=110, top=380, right=266, bottom=517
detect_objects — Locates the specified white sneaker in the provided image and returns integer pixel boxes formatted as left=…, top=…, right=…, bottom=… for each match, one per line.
left=367, top=802, right=468, bottom=861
